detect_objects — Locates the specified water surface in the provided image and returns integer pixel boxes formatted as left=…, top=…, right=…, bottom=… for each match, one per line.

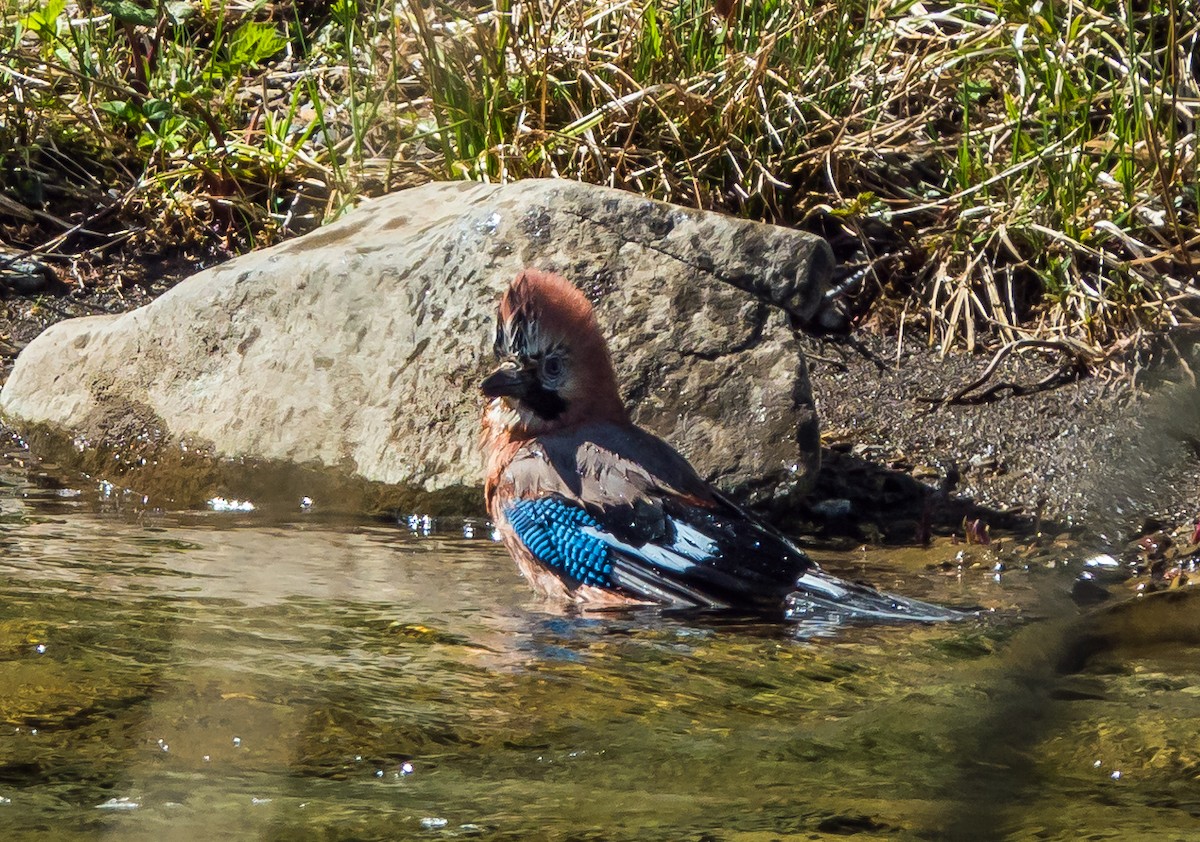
left=0, top=454, right=1196, bottom=841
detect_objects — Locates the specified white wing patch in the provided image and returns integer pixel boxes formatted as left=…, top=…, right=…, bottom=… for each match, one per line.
left=580, top=526, right=692, bottom=572
left=793, top=571, right=852, bottom=601
left=667, top=520, right=720, bottom=562
left=579, top=515, right=717, bottom=574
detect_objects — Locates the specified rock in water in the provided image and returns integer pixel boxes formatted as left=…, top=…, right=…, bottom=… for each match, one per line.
left=0, top=180, right=837, bottom=510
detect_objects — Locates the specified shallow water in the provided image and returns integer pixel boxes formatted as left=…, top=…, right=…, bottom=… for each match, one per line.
left=0, top=455, right=1197, bottom=841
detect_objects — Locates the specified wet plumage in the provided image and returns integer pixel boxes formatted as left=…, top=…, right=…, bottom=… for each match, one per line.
left=481, top=269, right=958, bottom=621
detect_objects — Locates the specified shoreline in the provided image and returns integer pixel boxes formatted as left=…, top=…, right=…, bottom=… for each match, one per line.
left=3, top=275, right=1196, bottom=549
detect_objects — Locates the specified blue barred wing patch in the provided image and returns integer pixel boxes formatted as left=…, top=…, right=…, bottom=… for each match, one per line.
left=504, top=497, right=614, bottom=587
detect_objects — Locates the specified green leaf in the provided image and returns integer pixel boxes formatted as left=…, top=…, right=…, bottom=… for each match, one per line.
left=98, top=99, right=131, bottom=117
left=19, top=0, right=66, bottom=36
left=98, top=100, right=143, bottom=125
left=224, top=22, right=288, bottom=70
left=330, top=0, right=357, bottom=28
left=643, top=5, right=662, bottom=60
left=163, top=1, right=195, bottom=24
left=142, top=99, right=173, bottom=122
left=95, top=0, right=158, bottom=27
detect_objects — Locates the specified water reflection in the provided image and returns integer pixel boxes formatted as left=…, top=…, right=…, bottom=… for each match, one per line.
left=0, top=458, right=1196, bottom=840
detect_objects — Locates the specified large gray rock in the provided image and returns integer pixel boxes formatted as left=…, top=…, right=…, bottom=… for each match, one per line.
left=0, top=179, right=838, bottom=510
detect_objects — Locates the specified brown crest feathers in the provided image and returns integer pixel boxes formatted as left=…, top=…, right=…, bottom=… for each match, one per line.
left=501, top=268, right=600, bottom=343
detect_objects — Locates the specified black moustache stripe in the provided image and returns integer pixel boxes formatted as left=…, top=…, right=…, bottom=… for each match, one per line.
left=524, top=383, right=568, bottom=421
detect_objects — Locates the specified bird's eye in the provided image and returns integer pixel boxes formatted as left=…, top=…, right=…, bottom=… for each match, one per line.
left=541, top=354, right=565, bottom=382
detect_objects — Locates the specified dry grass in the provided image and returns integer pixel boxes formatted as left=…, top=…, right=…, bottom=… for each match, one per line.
left=1, top=0, right=1197, bottom=350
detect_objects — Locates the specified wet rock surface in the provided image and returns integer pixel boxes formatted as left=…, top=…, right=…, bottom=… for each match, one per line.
left=0, top=180, right=835, bottom=507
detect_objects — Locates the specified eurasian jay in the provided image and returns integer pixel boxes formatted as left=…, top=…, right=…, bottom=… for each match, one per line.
left=482, top=269, right=958, bottom=621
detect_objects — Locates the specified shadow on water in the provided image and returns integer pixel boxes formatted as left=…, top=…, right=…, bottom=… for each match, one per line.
left=0, top=444, right=1197, bottom=840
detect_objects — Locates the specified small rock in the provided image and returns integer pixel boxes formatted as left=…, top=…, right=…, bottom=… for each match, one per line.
left=810, top=498, right=853, bottom=518
left=95, top=797, right=139, bottom=811
left=0, top=253, right=66, bottom=297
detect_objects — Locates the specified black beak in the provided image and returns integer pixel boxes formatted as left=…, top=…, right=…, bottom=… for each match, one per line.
left=481, top=365, right=533, bottom=399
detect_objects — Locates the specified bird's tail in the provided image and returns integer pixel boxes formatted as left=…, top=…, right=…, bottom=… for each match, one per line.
left=785, top=570, right=965, bottom=628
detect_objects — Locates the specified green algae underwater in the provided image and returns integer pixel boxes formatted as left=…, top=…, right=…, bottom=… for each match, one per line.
left=0, top=447, right=1197, bottom=841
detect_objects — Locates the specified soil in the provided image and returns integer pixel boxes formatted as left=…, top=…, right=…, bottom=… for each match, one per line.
left=0, top=254, right=195, bottom=382
left=796, top=331, right=1200, bottom=547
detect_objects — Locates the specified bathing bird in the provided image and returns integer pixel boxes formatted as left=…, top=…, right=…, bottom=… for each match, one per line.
left=482, top=269, right=958, bottom=621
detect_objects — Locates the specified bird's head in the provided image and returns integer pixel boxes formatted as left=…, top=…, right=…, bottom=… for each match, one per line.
left=482, top=269, right=627, bottom=438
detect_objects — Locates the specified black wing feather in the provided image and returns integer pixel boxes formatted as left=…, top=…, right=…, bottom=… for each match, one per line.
left=506, top=423, right=961, bottom=621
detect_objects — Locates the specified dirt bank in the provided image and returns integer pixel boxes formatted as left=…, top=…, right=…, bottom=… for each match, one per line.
left=800, top=331, right=1200, bottom=544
